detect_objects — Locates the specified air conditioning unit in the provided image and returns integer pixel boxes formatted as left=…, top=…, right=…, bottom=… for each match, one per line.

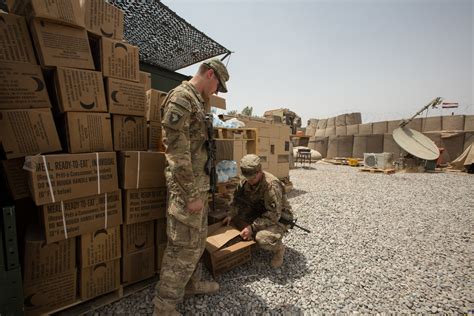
left=363, top=153, right=393, bottom=169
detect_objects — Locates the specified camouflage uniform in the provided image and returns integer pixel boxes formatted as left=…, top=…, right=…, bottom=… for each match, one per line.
left=154, top=81, right=209, bottom=310
left=154, top=59, right=229, bottom=312
left=229, top=160, right=293, bottom=251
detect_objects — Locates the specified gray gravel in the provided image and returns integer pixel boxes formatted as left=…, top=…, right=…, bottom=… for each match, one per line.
left=98, top=164, right=473, bottom=314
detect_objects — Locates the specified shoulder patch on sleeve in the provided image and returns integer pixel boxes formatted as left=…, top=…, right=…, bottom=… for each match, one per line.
left=170, top=97, right=192, bottom=112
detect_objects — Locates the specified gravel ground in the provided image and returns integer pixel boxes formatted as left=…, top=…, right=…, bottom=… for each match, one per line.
left=98, top=163, right=473, bottom=314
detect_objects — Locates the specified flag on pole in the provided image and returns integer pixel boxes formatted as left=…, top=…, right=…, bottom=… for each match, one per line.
left=441, top=102, right=459, bottom=109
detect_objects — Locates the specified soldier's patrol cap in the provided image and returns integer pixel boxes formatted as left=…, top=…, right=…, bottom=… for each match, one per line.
left=203, top=59, right=229, bottom=93
left=240, top=154, right=261, bottom=178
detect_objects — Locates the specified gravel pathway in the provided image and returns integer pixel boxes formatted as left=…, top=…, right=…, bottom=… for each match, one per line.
left=98, top=164, right=473, bottom=314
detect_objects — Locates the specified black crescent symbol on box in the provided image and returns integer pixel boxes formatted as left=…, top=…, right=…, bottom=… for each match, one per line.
left=134, top=241, right=146, bottom=249
left=80, top=101, right=96, bottom=110
left=114, top=42, right=128, bottom=52
left=100, top=27, right=114, bottom=37
left=31, top=76, right=45, bottom=92
left=111, top=91, right=120, bottom=103
left=24, top=294, right=36, bottom=308
left=94, top=229, right=108, bottom=238
left=124, top=116, right=136, bottom=124
left=93, top=263, right=107, bottom=272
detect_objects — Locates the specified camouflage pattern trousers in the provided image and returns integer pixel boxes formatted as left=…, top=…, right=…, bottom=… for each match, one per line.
left=255, top=223, right=287, bottom=252
left=154, top=191, right=208, bottom=308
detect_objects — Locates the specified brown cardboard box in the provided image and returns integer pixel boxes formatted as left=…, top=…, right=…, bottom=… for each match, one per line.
left=146, top=89, right=166, bottom=122
left=216, top=139, right=247, bottom=161
left=465, top=115, right=474, bottom=131
left=55, top=67, right=107, bottom=112
left=118, top=151, right=166, bottom=189
left=0, top=108, right=61, bottom=159
left=112, top=114, right=147, bottom=151
left=81, top=0, right=124, bottom=39
left=80, top=259, right=120, bottom=300
left=422, top=116, right=442, bottom=132
left=8, top=0, right=85, bottom=28
left=372, top=121, right=387, bottom=134
left=148, top=121, right=164, bottom=152
left=139, top=71, right=152, bottom=91
left=101, top=37, right=140, bottom=82
left=209, top=94, right=226, bottom=110
left=0, top=158, right=29, bottom=200
left=0, top=63, right=51, bottom=109
left=23, top=227, right=75, bottom=284
left=23, top=269, right=77, bottom=315
left=155, top=242, right=166, bottom=272
left=79, top=226, right=121, bottom=268
left=24, top=152, right=118, bottom=205
left=358, top=123, right=373, bottom=135
left=442, top=115, right=464, bottom=131
left=122, top=247, right=155, bottom=285
left=155, top=218, right=167, bottom=245
left=29, top=18, right=94, bottom=69
left=64, top=112, right=113, bottom=153
left=203, top=222, right=255, bottom=277
left=122, top=221, right=154, bottom=254
left=0, top=12, right=37, bottom=64
left=123, top=187, right=167, bottom=224
left=106, top=78, right=146, bottom=116
left=41, top=190, right=122, bottom=243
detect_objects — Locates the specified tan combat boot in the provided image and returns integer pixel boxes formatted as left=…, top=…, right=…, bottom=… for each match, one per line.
left=152, top=297, right=181, bottom=316
left=270, top=244, right=285, bottom=268
left=184, top=280, right=220, bottom=296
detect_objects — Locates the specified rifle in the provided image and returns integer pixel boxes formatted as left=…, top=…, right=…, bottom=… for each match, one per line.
left=233, top=188, right=311, bottom=233
left=205, top=114, right=217, bottom=212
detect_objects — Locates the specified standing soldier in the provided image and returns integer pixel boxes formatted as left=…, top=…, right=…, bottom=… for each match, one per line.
left=223, top=154, right=294, bottom=269
left=153, top=59, right=229, bottom=316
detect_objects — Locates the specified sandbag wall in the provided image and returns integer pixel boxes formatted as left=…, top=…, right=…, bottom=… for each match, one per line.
left=0, top=2, right=172, bottom=314
left=306, top=114, right=474, bottom=160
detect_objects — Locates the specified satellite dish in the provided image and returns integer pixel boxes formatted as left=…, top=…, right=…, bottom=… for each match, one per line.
left=393, top=126, right=440, bottom=160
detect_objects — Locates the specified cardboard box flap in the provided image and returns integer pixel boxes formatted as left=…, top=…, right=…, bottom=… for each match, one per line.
left=213, top=240, right=255, bottom=260
left=206, top=225, right=242, bottom=253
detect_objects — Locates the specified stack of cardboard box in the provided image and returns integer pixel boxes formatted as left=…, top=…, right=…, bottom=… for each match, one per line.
left=0, top=0, right=168, bottom=313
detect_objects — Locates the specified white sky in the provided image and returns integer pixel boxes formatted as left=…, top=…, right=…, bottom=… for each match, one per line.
left=165, top=0, right=473, bottom=126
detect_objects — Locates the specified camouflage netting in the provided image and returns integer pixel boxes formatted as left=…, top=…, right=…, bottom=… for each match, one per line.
left=109, top=0, right=231, bottom=71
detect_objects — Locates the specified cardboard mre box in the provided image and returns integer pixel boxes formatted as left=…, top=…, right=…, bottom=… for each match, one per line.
left=24, top=152, right=118, bottom=205
left=80, top=259, right=120, bottom=300
left=203, top=222, right=255, bottom=277
left=23, top=227, right=75, bottom=284
left=112, top=114, right=147, bottom=151
left=0, top=108, right=61, bottom=159
left=0, top=158, right=29, bottom=200
left=146, top=89, right=166, bottom=122
left=0, top=63, right=51, bottom=110
left=122, top=221, right=155, bottom=255
left=209, top=94, right=226, bottom=110
left=41, top=190, right=122, bottom=243
left=122, top=247, right=155, bottom=285
left=148, top=121, right=164, bottom=152
left=139, top=71, right=152, bottom=91
left=81, top=0, right=124, bottom=39
left=29, top=18, right=94, bottom=69
left=79, top=226, right=121, bottom=268
left=64, top=112, right=113, bottom=153
left=118, top=151, right=166, bottom=189
left=0, top=12, right=37, bottom=64
left=123, top=188, right=167, bottom=224
left=55, top=67, right=107, bottom=112
left=107, top=78, right=146, bottom=116
left=23, top=269, right=77, bottom=315
left=101, top=37, right=140, bottom=82
left=8, top=0, right=85, bottom=28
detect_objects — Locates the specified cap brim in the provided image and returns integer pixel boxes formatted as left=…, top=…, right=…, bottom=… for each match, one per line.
left=217, top=79, right=227, bottom=93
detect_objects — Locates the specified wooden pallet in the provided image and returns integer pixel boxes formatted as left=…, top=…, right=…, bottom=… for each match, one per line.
left=50, top=275, right=159, bottom=316
left=359, top=168, right=396, bottom=174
